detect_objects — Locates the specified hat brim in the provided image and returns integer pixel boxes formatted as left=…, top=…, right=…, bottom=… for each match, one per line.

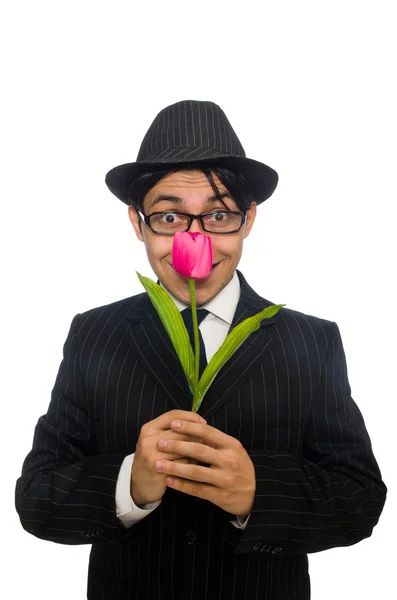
left=105, top=155, right=278, bottom=206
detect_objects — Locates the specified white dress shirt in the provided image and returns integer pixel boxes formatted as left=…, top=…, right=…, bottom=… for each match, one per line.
left=116, top=270, right=251, bottom=530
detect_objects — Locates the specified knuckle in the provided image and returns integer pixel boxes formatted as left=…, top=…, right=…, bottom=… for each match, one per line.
left=222, top=472, right=235, bottom=488
left=192, top=482, right=202, bottom=496
left=193, top=442, right=207, bottom=457
left=139, top=437, right=152, bottom=455
left=231, top=437, right=242, bottom=451
left=192, top=464, right=202, bottom=479
left=139, top=422, right=148, bottom=437
left=226, top=455, right=240, bottom=471
left=172, top=409, right=189, bottom=417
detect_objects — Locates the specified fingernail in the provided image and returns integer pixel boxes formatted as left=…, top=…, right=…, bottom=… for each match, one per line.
left=172, top=420, right=181, bottom=428
left=159, top=440, right=168, bottom=449
left=200, top=417, right=207, bottom=424
left=155, top=460, right=165, bottom=470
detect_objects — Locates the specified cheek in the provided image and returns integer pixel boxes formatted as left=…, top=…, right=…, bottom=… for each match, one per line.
left=216, top=237, right=243, bottom=261
left=144, top=237, right=172, bottom=262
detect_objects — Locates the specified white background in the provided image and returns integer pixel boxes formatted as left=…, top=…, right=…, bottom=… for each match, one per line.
left=2, top=1, right=395, bottom=598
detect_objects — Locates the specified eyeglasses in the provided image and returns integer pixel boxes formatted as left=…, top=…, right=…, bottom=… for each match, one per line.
left=138, top=210, right=246, bottom=235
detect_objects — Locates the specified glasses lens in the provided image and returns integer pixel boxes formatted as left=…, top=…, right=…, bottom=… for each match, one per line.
left=149, top=212, right=191, bottom=233
left=202, top=211, right=243, bottom=233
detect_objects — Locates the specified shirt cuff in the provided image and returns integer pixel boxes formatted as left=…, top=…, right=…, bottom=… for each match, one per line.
left=230, top=513, right=251, bottom=529
left=116, top=453, right=162, bottom=528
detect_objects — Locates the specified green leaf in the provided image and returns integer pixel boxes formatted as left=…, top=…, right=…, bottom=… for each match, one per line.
left=192, top=303, right=286, bottom=412
left=136, top=272, right=195, bottom=392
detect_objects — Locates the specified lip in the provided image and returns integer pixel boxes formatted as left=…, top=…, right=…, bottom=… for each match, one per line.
left=170, top=262, right=220, bottom=273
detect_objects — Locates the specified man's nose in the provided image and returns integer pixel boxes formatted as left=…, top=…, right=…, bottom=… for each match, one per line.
left=187, top=215, right=205, bottom=233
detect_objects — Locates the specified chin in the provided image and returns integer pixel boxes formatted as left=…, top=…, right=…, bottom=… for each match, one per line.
left=171, top=280, right=211, bottom=306
left=160, top=261, right=226, bottom=304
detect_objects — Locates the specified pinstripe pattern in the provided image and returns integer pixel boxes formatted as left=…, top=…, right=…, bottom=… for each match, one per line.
left=104, top=100, right=279, bottom=206
left=138, top=100, right=245, bottom=161
left=15, top=270, right=387, bottom=599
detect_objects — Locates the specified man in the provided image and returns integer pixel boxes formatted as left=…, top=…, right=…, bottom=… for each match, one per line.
left=16, top=100, right=387, bottom=599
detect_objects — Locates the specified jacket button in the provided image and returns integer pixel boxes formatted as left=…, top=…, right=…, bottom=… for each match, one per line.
left=95, top=528, right=103, bottom=537
left=185, top=530, right=196, bottom=545
left=253, top=542, right=263, bottom=551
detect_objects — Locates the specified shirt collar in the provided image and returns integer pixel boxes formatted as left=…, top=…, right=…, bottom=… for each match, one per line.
left=159, top=270, right=240, bottom=325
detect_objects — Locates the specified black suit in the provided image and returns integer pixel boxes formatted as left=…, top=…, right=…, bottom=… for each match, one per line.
left=15, top=270, right=387, bottom=599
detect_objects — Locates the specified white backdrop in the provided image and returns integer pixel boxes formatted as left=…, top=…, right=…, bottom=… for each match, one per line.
left=2, top=1, right=395, bottom=598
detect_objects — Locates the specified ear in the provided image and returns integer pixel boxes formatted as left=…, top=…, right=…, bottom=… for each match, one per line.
left=128, top=205, right=144, bottom=242
left=243, top=202, right=257, bottom=238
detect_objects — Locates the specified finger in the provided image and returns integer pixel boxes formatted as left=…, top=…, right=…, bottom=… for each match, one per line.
left=172, top=456, right=202, bottom=466
left=156, top=439, right=221, bottom=467
left=154, top=434, right=205, bottom=461
left=169, top=420, right=234, bottom=450
left=165, top=477, right=217, bottom=503
left=154, top=457, right=219, bottom=487
left=162, top=432, right=204, bottom=444
left=146, top=410, right=206, bottom=433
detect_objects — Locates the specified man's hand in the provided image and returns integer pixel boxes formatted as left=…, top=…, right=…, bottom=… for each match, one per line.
left=153, top=418, right=256, bottom=517
left=131, top=410, right=207, bottom=506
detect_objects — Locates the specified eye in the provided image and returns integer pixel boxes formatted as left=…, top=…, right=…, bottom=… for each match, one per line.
left=160, top=212, right=182, bottom=223
left=208, top=211, right=229, bottom=221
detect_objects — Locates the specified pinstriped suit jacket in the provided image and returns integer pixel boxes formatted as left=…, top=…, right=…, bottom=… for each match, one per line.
left=15, top=270, right=387, bottom=599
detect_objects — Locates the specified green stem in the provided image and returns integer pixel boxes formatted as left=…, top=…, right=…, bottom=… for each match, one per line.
left=188, top=278, right=200, bottom=389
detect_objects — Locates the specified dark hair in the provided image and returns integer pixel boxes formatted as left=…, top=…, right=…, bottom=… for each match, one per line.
left=127, top=164, right=255, bottom=217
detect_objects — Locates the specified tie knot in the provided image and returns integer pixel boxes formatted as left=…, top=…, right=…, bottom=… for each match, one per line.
left=181, top=308, right=209, bottom=328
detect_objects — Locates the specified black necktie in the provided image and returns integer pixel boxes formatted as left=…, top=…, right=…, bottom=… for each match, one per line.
left=181, top=308, right=209, bottom=380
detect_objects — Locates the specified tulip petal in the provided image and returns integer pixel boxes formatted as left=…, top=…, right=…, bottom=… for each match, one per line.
left=191, top=235, right=212, bottom=279
left=172, top=232, right=197, bottom=277
left=172, top=232, right=212, bottom=279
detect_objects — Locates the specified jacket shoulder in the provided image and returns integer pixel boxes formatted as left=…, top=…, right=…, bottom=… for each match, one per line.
left=264, top=298, right=336, bottom=343
left=69, top=291, right=147, bottom=336
left=81, top=291, right=146, bottom=318
left=278, top=304, right=333, bottom=328
left=240, top=271, right=334, bottom=336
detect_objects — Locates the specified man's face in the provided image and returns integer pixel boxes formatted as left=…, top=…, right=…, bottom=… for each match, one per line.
left=128, top=170, right=257, bottom=306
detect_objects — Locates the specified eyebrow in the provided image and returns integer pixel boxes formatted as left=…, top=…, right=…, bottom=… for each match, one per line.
left=147, top=191, right=232, bottom=210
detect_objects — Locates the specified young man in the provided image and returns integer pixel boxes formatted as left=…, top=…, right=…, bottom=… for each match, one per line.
left=16, top=100, right=387, bottom=599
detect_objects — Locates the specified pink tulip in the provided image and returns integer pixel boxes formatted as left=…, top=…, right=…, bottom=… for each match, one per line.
left=172, top=232, right=213, bottom=279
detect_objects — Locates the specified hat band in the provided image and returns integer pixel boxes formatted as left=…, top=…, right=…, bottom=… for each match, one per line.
left=138, top=145, right=244, bottom=162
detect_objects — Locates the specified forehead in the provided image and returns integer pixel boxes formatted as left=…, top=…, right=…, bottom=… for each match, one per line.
left=143, top=169, right=234, bottom=212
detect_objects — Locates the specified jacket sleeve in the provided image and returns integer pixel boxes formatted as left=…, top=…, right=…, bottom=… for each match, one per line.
left=15, top=314, right=142, bottom=545
left=223, top=321, right=387, bottom=555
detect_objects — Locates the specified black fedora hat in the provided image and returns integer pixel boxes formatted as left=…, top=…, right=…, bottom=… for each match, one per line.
left=105, top=100, right=278, bottom=206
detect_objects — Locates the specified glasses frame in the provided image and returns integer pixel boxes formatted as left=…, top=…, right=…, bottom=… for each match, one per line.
left=138, top=209, right=247, bottom=235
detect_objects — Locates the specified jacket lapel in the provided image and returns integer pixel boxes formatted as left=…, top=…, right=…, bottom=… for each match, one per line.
left=122, top=270, right=278, bottom=416
left=198, top=271, right=277, bottom=420
left=124, top=293, right=193, bottom=410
